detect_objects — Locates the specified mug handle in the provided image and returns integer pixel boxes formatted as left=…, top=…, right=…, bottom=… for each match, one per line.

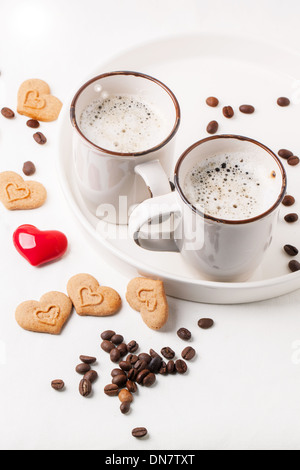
left=134, top=160, right=173, bottom=198
left=129, top=192, right=182, bottom=252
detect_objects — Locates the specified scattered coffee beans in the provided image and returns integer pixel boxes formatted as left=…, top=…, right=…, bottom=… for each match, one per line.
left=143, top=372, right=156, bottom=387
left=26, top=119, right=40, bottom=128
left=177, top=328, right=192, bottom=341
left=117, top=343, right=128, bottom=357
left=138, top=353, right=151, bottom=363
left=289, top=260, right=300, bottom=272
left=149, top=356, right=162, bottom=373
left=284, top=245, right=299, bottom=257
left=120, top=401, right=131, bottom=414
left=287, top=156, right=299, bottom=166
left=1, top=107, right=15, bottom=119
left=110, top=348, right=121, bottom=363
left=278, top=149, right=293, bottom=159
left=101, top=330, right=115, bottom=340
left=84, top=370, right=98, bottom=383
left=206, top=120, right=219, bottom=134
left=111, top=334, right=124, bottom=345
left=104, top=384, right=119, bottom=397
left=132, top=427, right=148, bottom=438
left=223, top=106, right=234, bottom=118
left=79, top=355, right=96, bottom=364
left=284, top=213, right=298, bottom=223
left=126, top=380, right=137, bottom=393
left=198, top=318, right=214, bottom=329
left=206, top=96, right=219, bottom=107
left=175, top=359, right=188, bottom=374
left=101, top=340, right=115, bottom=353
left=277, top=97, right=290, bottom=107
left=119, top=389, right=133, bottom=403
left=161, top=347, right=175, bottom=360
left=79, top=378, right=92, bottom=397
left=51, top=379, right=65, bottom=391
left=282, top=195, right=295, bottom=206
left=33, top=132, right=47, bottom=145
left=75, top=363, right=91, bottom=374
left=239, top=104, right=255, bottom=114
left=22, top=161, right=36, bottom=176
left=127, top=340, right=139, bottom=353
left=136, top=369, right=150, bottom=384
left=112, top=374, right=127, bottom=387
left=182, top=347, right=196, bottom=361
left=119, top=361, right=131, bottom=372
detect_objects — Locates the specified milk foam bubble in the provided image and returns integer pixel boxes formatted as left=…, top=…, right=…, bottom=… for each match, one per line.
left=79, top=94, right=168, bottom=153
left=183, top=153, right=279, bottom=220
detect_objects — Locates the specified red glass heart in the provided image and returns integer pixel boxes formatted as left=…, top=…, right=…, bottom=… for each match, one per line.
left=13, top=224, right=68, bottom=266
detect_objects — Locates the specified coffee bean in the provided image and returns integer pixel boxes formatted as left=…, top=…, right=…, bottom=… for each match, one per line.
left=206, top=120, right=219, bottom=134
left=112, top=374, right=127, bottom=387
left=223, top=106, right=234, bottom=118
left=284, top=245, right=299, bottom=257
left=33, top=132, right=47, bottom=145
left=110, top=348, right=121, bottom=363
left=26, top=119, right=40, bottom=128
left=177, top=328, right=192, bottom=341
left=128, top=368, right=138, bottom=381
left=282, top=195, right=295, bottom=207
left=126, top=380, right=137, bottom=393
left=288, top=156, right=300, bottom=166
left=101, top=330, right=115, bottom=340
left=278, top=149, right=293, bottom=159
left=206, top=96, right=219, bottom=107
left=104, top=384, right=119, bottom=396
left=118, top=389, right=133, bottom=403
left=83, top=370, right=98, bottom=383
left=79, top=379, right=92, bottom=397
left=120, top=401, right=131, bottom=414
left=22, top=161, right=36, bottom=176
left=51, top=379, right=65, bottom=391
left=136, top=369, right=150, bottom=384
left=239, top=104, right=255, bottom=114
left=138, top=353, right=151, bottom=364
left=198, top=318, right=214, bottom=329
left=1, top=107, right=15, bottom=119
left=101, top=340, right=115, bottom=353
left=161, top=347, right=175, bottom=360
left=182, top=347, right=196, bottom=361
left=111, top=334, right=124, bottom=345
left=289, top=260, right=300, bottom=272
left=175, top=359, right=188, bottom=374
left=149, top=349, right=160, bottom=358
left=277, top=97, right=290, bottom=107
left=134, top=359, right=149, bottom=372
left=149, top=356, right=162, bottom=373
left=143, top=372, right=156, bottom=387
left=127, top=340, right=139, bottom=353
left=119, top=361, right=131, bottom=372
left=132, top=427, right=148, bottom=438
left=111, top=368, right=126, bottom=377
left=79, top=355, right=96, bottom=364
left=167, top=360, right=176, bottom=374
left=159, top=361, right=168, bottom=375
left=75, top=363, right=91, bottom=374
left=284, top=213, right=298, bottom=223
left=117, top=343, right=128, bottom=357
left=126, top=354, right=139, bottom=365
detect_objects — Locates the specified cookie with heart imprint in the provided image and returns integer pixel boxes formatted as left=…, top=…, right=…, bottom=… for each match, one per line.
left=17, top=79, right=62, bottom=122
left=15, top=291, right=73, bottom=335
left=0, top=171, right=47, bottom=210
left=67, top=273, right=122, bottom=317
left=126, top=277, right=169, bottom=330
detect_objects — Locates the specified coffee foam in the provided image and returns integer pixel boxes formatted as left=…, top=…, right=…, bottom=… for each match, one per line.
left=183, top=152, right=280, bottom=220
left=79, top=94, right=168, bottom=153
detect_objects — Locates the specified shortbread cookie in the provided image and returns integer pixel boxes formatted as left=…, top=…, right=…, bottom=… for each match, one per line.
left=67, top=273, right=121, bottom=317
left=17, top=79, right=62, bottom=122
left=126, top=277, right=169, bottom=330
left=0, top=171, right=47, bottom=210
left=15, top=291, right=72, bottom=335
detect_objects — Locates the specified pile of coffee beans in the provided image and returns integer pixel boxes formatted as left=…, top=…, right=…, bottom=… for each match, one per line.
left=51, top=354, right=98, bottom=397
left=101, top=329, right=197, bottom=416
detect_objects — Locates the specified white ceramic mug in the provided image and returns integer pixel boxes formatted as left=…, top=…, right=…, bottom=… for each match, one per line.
left=129, top=135, right=287, bottom=282
left=70, top=71, right=180, bottom=224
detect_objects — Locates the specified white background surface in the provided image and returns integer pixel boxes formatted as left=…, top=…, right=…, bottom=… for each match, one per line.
left=1, top=0, right=300, bottom=451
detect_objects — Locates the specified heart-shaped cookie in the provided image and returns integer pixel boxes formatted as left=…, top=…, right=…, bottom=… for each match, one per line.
left=15, top=291, right=73, bottom=335
left=0, top=171, right=47, bottom=210
left=17, top=79, right=62, bottom=122
left=67, top=273, right=121, bottom=317
left=126, top=277, right=169, bottom=330
left=13, top=224, right=68, bottom=266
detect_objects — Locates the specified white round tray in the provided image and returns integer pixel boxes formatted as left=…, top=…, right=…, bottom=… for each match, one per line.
left=57, top=34, right=300, bottom=304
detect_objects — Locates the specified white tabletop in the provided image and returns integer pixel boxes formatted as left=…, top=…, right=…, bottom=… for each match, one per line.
left=1, top=0, right=300, bottom=451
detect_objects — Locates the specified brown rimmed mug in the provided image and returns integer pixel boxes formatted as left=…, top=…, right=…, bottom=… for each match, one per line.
left=70, top=71, right=181, bottom=224
left=129, top=135, right=287, bottom=282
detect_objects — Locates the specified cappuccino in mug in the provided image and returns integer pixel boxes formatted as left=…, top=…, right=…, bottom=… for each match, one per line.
left=183, top=152, right=280, bottom=220
left=79, top=94, right=168, bottom=153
